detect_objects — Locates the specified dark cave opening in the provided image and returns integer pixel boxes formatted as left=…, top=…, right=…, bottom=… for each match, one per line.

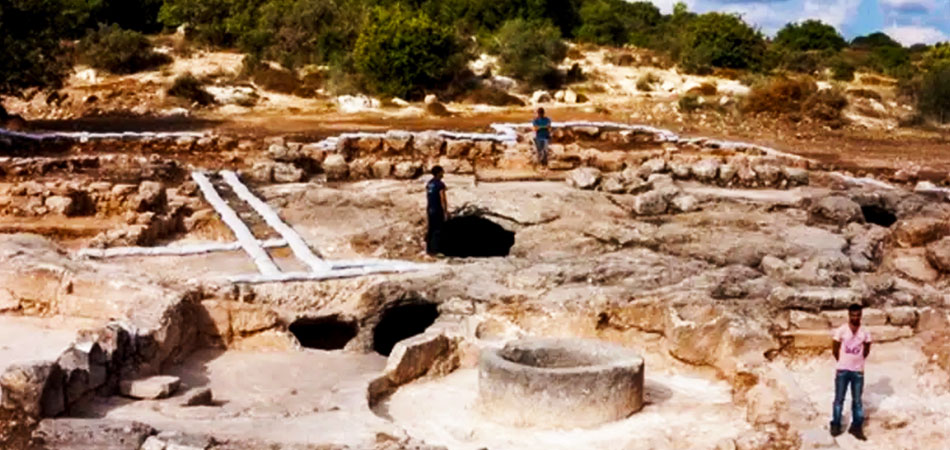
left=440, top=215, right=515, bottom=258
left=861, top=205, right=897, bottom=227
left=372, top=302, right=440, bottom=356
left=289, top=316, right=358, bottom=350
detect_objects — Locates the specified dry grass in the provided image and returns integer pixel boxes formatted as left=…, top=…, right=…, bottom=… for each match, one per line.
left=743, top=77, right=848, bottom=127
left=847, top=88, right=883, bottom=102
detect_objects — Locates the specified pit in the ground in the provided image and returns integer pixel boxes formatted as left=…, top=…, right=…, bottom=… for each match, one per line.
left=441, top=215, right=515, bottom=258
left=289, top=316, right=358, bottom=350
left=861, top=204, right=897, bottom=227
left=372, top=302, right=439, bottom=356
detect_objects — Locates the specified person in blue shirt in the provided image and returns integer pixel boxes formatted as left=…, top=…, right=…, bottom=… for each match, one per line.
left=532, top=108, right=552, bottom=166
left=425, top=166, right=448, bottom=255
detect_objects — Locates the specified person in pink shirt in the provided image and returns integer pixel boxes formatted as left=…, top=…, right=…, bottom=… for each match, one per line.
left=830, top=303, right=872, bottom=440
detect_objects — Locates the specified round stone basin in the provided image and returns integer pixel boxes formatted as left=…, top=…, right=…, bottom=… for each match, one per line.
left=478, top=338, right=645, bottom=429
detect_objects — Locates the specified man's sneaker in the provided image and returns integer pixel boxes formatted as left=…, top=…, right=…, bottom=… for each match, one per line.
left=830, top=424, right=843, bottom=437
left=848, top=427, right=867, bottom=441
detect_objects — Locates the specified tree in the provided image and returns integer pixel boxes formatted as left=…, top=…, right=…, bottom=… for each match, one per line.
left=353, top=4, right=466, bottom=98
left=242, top=0, right=362, bottom=69
left=850, top=32, right=901, bottom=50
left=489, top=19, right=567, bottom=87
left=0, top=0, right=73, bottom=96
left=158, top=0, right=266, bottom=46
left=679, top=13, right=766, bottom=74
left=916, top=61, right=950, bottom=123
left=774, top=20, right=846, bottom=52
left=574, top=0, right=661, bottom=47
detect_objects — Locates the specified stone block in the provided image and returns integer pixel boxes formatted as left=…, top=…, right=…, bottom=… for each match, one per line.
left=789, top=310, right=829, bottom=329
left=179, top=387, right=213, bottom=407
left=886, top=306, right=918, bottom=327
left=0, top=361, right=65, bottom=417
left=119, top=375, right=180, bottom=400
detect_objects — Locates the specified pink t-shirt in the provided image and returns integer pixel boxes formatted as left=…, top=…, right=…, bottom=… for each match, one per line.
left=833, top=324, right=872, bottom=372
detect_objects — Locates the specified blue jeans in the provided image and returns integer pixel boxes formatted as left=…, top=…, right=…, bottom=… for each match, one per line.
left=534, top=138, right=549, bottom=165
left=831, top=370, right=864, bottom=430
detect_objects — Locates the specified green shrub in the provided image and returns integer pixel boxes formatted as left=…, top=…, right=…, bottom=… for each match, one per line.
left=77, top=24, right=171, bottom=74
left=636, top=72, right=658, bottom=91
left=830, top=58, right=856, bottom=81
left=777, top=50, right=825, bottom=74
left=679, top=13, right=766, bottom=74
left=922, top=42, right=950, bottom=71
left=489, top=19, right=567, bottom=88
left=353, top=4, right=466, bottom=99
left=167, top=73, right=215, bottom=106
left=774, top=20, right=846, bottom=52
left=678, top=94, right=702, bottom=112
left=916, top=62, right=950, bottom=123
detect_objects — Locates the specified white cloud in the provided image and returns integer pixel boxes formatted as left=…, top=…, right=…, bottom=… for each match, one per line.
left=879, top=0, right=937, bottom=12
left=883, top=25, right=949, bottom=45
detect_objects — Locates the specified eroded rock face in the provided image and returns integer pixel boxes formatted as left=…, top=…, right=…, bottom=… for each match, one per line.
left=809, top=196, right=863, bottom=226
left=566, top=167, right=601, bottom=190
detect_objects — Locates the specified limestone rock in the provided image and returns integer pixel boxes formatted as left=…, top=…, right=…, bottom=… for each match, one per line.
left=809, top=196, right=862, bottom=226
left=768, top=287, right=862, bottom=311
left=246, top=162, right=274, bottom=183
left=847, top=224, right=889, bottom=272
left=894, top=217, right=950, bottom=248
left=267, top=144, right=302, bottom=162
left=134, top=181, right=166, bottom=213
left=887, top=306, right=918, bottom=327
left=632, top=190, right=668, bottom=215
left=272, top=162, right=305, bottom=183
left=531, top=90, right=552, bottom=104
left=371, top=160, right=393, bottom=178
left=718, top=163, right=737, bottom=184
left=599, top=173, right=627, bottom=194
left=368, top=333, right=460, bottom=405
left=889, top=249, right=938, bottom=282
left=926, top=237, right=950, bottom=272
left=671, top=195, right=698, bottom=213
left=119, top=375, right=180, bottom=400
left=638, top=158, right=666, bottom=177
left=179, top=387, right=213, bottom=407
left=691, top=159, right=720, bottom=182
left=0, top=361, right=64, bottom=417
left=393, top=161, right=421, bottom=179
left=44, top=196, right=75, bottom=216
left=446, top=140, right=472, bottom=159
left=566, top=167, right=601, bottom=190
left=323, top=154, right=349, bottom=181
left=32, top=418, right=154, bottom=450
left=783, top=167, right=809, bottom=185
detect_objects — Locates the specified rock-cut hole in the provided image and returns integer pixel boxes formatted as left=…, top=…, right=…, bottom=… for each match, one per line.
left=372, top=302, right=439, bottom=356
left=289, top=316, right=358, bottom=350
left=861, top=205, right=897, bottom=227
left=441, top=215, right=515, bottom=258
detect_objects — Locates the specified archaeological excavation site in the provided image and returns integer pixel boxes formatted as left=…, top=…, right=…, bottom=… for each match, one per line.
left=0, top=117, right=948, bottom=450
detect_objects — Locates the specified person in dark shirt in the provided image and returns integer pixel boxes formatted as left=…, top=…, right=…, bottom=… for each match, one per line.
left=425, top=166, right=448, bottom=255
left=532, top=108, right=552, bottom=166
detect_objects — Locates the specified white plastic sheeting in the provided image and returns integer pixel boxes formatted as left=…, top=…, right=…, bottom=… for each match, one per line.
left=78, top=238, right=287, bottom=259
left=191, top=171, right=281, bottom=276
left=220, top=170, right=330, bottom=272
left=0, top=128, right=205, bottom=142
left=227, top=260, right=430, bottom=284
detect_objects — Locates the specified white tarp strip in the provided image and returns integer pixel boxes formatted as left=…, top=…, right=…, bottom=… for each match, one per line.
left=78, top=238, right=287, bottom=259
left=0, top=128, right=205, bottom=142
left=829, top=172, right=896, bottom=190
left=226, top=261, right=429, bottom=284
left=220, top=170, right=331, bottom=272
left=191, top=171, right=281, bottom=276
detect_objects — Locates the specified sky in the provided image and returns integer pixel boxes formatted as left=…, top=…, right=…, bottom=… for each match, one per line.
left=646, top=0, right=950, bottom=45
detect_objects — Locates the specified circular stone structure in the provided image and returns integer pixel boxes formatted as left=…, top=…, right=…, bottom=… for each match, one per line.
left=478, top=338, right=645, bottom=429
